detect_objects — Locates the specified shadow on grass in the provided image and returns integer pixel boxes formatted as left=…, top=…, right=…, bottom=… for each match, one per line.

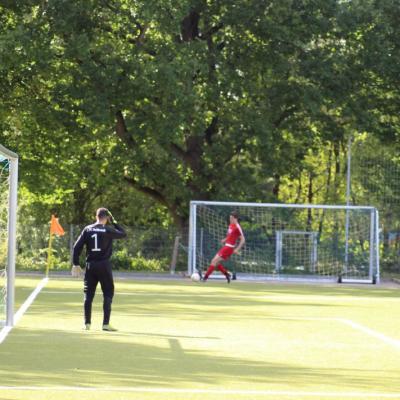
left=16, top=277, right=400, bottom=332
left=0, top=277, right=399, bottom=394
left=0, top=326, right=398, bottom=392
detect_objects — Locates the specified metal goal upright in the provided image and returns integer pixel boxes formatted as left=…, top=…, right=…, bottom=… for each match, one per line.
left=0, top=144, right=18, bottom=327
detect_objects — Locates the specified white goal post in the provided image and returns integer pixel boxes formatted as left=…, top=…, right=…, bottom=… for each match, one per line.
left=0, top=144, right=18, bottom=327
left=188, top=201, right=380, bottom=283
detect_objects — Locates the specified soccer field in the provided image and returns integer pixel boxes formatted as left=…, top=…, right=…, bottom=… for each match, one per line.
left=0, top=276, right=400, bottom=400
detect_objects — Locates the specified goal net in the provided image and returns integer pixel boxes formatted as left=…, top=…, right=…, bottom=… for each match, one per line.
left=349, top=134, right=400, bottom=273
left=189, top=201, right=379, bottom=283
left=0, top=145, right=18, bottom=327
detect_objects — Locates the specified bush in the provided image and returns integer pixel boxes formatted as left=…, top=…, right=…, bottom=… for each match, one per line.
left=14, top=223, right=185, bottom=273
left=17, top=254, right=47, bottom=271
left=111, top=249, right=132, bottom=270
left=17, top=252, right=70, bottom=272
left=16, top=248, right=168, bottom=273
left=129, top=256, right=167, bottom=271
left=111, top=248, right=167, bottom=271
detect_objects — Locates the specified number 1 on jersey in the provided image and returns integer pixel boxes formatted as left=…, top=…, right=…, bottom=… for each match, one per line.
left=91, top=233, right=101, bottom=251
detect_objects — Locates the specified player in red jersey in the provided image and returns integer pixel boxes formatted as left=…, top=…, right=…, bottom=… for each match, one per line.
left=202, top=210, right=245, bottom=283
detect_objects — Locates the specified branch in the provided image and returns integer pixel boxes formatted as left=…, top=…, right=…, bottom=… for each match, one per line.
left=169, top=138, right=202, bottom=175
left=204, top=116, right=218, bottom=145
left=200, top=22, right=224, bottom=40
left=124, top=175, right=186, bottom=228
left=115, top=110, right=135, bottom=148
left=170, top=142, right=187, bottom=160
left=273, top=105, right=298, bottom=128
left=124, top=176, right=169, bottom=207
left=135, top=23, right=148, bottom=46
left=169, top=116, right=218, bottom=174
left=181, top=9, right=200, bottom=42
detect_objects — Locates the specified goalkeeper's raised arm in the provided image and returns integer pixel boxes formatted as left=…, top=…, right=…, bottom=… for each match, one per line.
left=104, top=210, right=127, bottom=240
left=107, top=209, right=119, bottom=225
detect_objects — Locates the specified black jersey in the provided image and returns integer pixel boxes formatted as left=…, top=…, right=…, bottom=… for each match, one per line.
left=72, top=222, right=127, bottom=265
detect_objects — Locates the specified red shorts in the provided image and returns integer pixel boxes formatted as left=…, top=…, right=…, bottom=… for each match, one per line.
left=217, top=246, right=235, bottom=260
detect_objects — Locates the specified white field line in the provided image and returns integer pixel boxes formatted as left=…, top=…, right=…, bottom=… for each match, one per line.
left=338, top=318, right=400, bottom=350
left=0, top=277, right=48, bottom=344
left=242, top=316, right=400, bottom=350
left=0, top=326, right=12, bottom=344
left=0, top=386, right=399, bottom=398
left=37, top=289, right=400, bottom=302
left=17, top=289, right=400, bottom=350
left=1, top=287, right=400, bottom=398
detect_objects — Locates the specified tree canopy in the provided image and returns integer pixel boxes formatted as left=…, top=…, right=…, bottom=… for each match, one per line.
left=1, top=0, right=399, bottom=228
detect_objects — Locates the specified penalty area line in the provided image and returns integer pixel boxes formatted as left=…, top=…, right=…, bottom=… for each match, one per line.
left=0, top=277, right=48, bottom=344
left=0, top=386, right=400, bottom=398
left=338, top=318, right=400, bottom=350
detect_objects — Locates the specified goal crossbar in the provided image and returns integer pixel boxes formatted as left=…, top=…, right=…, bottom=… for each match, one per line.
left=190, top=200, right=376, bottom=211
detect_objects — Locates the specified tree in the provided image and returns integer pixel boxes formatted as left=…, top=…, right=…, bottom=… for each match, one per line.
left=1, top=0, right=399, bottom=228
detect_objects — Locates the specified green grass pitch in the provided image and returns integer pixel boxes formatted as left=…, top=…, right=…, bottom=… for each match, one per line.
left=1, top=276, right=400, bottom=400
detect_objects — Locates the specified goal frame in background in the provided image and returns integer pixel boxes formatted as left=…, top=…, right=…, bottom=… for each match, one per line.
left=275, top=230, right=318, bottom=274
left=0, top=144, right=18, bottom=327
left=188, top=201, right=380, bottom=284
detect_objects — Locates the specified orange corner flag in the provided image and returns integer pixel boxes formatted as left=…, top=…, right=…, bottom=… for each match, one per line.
left=50, top=215, right=65, bottom=236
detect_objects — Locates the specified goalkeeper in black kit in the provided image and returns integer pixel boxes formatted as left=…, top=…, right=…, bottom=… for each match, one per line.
left=72, top=208, right=127, bottom=331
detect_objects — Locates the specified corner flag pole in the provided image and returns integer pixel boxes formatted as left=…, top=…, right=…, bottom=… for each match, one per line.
left=46, top=215, right=65, bottom=276
left=46, top=233, right=54, bottom=277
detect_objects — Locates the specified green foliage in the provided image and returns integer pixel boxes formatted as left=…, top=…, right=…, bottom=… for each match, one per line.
left=108, top=249, right=168, bottom=271
left=17, top=253, right=71, bottom=272
left=16, top=245, right=168, bottom=272
left=1, top=0, right=400, bottom=246
left=130, top=256, right=167, bottom=272
left=14, top=221, right=176, bottom=273
left=0, top=2, right=351, bottom=221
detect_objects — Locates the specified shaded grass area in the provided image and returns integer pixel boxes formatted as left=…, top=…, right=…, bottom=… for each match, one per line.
left=0, top=277, right=400, bottom=400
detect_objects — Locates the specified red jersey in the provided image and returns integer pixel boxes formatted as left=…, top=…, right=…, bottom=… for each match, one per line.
left=225, top=223, right=244, bottom=247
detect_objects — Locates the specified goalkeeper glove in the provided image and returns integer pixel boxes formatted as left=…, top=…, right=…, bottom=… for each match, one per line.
left=71, top=265, right=82, bottom=278
left=107, top=210, right=117, bottom=224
